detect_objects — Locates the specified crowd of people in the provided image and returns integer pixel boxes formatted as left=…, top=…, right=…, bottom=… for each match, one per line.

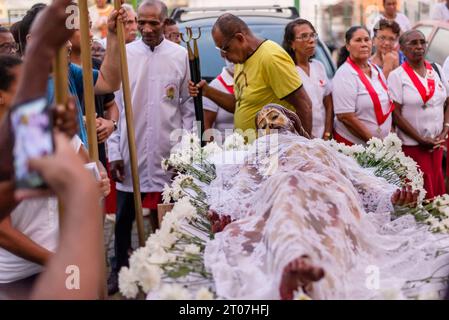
left=0, top=0, right=448, bottom=299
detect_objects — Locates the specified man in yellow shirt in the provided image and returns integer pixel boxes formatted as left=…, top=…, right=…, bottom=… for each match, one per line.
left=190, top=13, right=312, bottom=141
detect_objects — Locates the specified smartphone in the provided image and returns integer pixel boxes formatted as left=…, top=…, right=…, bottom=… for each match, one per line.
left=11, top=97, right=54, bottom=189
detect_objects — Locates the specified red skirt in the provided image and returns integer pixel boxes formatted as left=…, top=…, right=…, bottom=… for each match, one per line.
left=402, top=146, right=445, bottom=199
left=104, top=162, right=162, bottom=213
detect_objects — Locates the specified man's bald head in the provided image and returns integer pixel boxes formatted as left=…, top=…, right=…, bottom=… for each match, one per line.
left=138, top=0, right=168, bottom=21
left=212, top=13, right=250, bottom=39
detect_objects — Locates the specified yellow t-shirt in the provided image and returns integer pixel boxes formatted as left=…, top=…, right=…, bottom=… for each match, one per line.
left=233, top=40, right=302, bottom=135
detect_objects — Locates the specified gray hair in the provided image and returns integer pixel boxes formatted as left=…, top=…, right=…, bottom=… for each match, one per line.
left=122, top=3, right=136, bottom=15
left=399, top=29, right=425, bottom=48
left=138, top=0, right=168, bottom=21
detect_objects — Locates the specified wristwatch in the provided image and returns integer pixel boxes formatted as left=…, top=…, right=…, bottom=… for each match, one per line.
left=112, top=119, right=118, bottom=131
left=444, top=123, right=449, bottom=128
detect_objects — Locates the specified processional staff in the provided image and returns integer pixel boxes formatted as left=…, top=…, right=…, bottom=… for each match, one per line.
left=113, top=0, right=146, bottom=247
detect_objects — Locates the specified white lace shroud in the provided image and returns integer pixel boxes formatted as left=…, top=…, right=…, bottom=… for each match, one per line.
left=204, top=134, right=449, bottom=300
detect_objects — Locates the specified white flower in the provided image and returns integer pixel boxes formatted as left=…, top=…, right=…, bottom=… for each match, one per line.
left=159, top=284, right=191, bottom=300
left=195, top=287, right=214, bottom=300
left=161, top=158, right=170, bottom=171
left=129, top=247, right=151, bottom=274
left=367, top=137, right=383, bottom=150
left=162, top=183, right=172, bottom=204
left=184, top=244, right=201, bottom=255
left=137, top=264, right=162, bottom=293
left=202, top=142, right=223, bottom=159
left=383, top=133, right=402, bottom=152
left=224, top=132, right=246, bottom=151
left=171, top=197, right=197, bottom=222
left=118, top=267, right=139, bottom=299
left=148, top=246, right=176, bottom=264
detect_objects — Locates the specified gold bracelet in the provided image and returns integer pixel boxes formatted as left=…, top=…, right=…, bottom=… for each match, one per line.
left=324, top=132, right=332, bottom=138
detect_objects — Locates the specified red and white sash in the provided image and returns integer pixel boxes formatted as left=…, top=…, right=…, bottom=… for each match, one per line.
left=402, top=61, right=436, bottom=108
left=346, top=57, right=395, bottom=126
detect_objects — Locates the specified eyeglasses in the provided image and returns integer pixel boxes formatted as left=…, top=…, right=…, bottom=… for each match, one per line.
left=215, top=34, right=236, bottom=55
left=0, top=42, right=18, bottom=53
left=295, top=32, right=318, bottom=42
left=167, top=32, right=180, bottom=40
left=376, top=35, right=397, bottom=43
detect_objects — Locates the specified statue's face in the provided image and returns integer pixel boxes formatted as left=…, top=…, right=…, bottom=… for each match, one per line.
left=256, top=106, right=294, bottom=136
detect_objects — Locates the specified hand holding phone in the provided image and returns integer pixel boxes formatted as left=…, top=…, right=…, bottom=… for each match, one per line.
left=11, top=98, right=54, bottom=189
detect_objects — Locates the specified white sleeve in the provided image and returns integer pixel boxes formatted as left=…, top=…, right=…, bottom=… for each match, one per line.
left=107, top=90, right=123, bottom=162
left=179, top=54, right=195, bottom=130
left=202, top=79, right=221, bottom=113
left=443, top=57, right=449, bottom=90
left=387, top=70, right=404, bottom=104
left=70, top=135, right=83, bottom=153
left=435, top=63, right=449, bottom=98
left=431, top=5, right=443, bottom=20
left=332, top=68, right=358, bottom=114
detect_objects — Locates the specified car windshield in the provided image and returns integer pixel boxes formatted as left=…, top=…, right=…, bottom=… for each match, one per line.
left=179, top=24, right=335, bottom=82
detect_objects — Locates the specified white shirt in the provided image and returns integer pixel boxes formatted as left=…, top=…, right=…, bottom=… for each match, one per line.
left=0, top=136, right=82, bottom=283
left=296, top=59, right=332, bottom=138
left=443, top=57, right=449, bottom=87
left=333, top=62, right=392, bottom=145
left=388, top=63, right=449, bottom=146
left=371, top=12, right=411, bottom=34
left=107, top=39, right=194, bottom=193
left=203, top=67, right=234, bottom=141
left=431, top=3, right=449, bottom=22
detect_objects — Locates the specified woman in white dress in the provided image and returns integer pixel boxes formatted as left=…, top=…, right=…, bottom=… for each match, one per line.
left=283, top=19, right=333, bottom=140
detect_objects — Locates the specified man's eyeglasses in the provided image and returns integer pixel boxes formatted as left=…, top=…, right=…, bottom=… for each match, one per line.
left=215, top=34, right=236, bottom=55
left=295, top=32, right=318, bottom=42
left=0, top=42, right=18, bottom=53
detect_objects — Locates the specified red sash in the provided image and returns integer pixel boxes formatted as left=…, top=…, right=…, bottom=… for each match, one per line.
left=402, top=61, right=436, bottom=108
left=346, top=58, right=395, bottom=126
left=217, top=75, right=234, bottom=95
left=333, top=130, right=354, bottom=146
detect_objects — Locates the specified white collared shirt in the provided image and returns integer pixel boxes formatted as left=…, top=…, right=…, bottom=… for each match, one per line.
left=333, top=62, right=392, bottom=145
left=203, top=67, right=234, bottom=140
left=431, top=3, right=449, bottom=22
left=107, top=39, right=194, bottom=192
left=296, top=59, right=332, bottom=139
left=371, top=12, right=411, bottom=34
left=443, top=57, right=449, bottom=87
left=388, top=63, right=449, bottom=146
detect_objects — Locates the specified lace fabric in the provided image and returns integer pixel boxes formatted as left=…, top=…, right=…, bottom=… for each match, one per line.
left=204, top=134, right=449, bottom=299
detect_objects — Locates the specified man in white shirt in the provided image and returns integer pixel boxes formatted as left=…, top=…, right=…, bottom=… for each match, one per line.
left=106, top=0, right=194, bottom=294
left=371, top=0, right=411, bottom=34
left=203, top=60, right=235, bottom=142
left=431, top=0, right=449, bottom=22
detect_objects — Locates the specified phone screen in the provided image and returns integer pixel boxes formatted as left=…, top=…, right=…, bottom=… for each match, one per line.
left=11, top=98, right=54, bottom=189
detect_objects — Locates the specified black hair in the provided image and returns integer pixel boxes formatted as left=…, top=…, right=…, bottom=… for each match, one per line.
left=337, top=25, right=370, bottom=68
left=17, top=4, right=47, bottom=55
left=0, top=54, right=22, bottom=91
left=212, top=13, right=250, bottom=39
left=373, top=19, right=401, bottom=37
left=139, top=0, right=168, bottom=21
left=282, top=19, right=317, bottom=64
left=163, top=18, right=177, bottom=27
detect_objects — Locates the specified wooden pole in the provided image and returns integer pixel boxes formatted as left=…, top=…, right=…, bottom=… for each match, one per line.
left=53, top=46, right=68, bottom=227
left=78, top=0, right=99, bottom=161
left=113, top=0, right=145, bottom=247
left=79, top=0, right=107, bottom=300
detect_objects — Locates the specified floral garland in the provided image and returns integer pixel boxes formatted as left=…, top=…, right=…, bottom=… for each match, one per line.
left=119, top=132, right=449, bottom=299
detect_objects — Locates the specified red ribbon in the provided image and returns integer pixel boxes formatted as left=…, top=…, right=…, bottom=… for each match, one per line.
left=217, top=75, right=234, bottom=95
left=346, top=58, right=395, bottom=126
left=402, top=61, right=436, bottom=108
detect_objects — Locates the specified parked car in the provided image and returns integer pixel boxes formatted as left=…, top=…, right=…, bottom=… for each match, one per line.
left=413, top=20, right=449, bottom=66
left=171, top=6, right=337, bottom=82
